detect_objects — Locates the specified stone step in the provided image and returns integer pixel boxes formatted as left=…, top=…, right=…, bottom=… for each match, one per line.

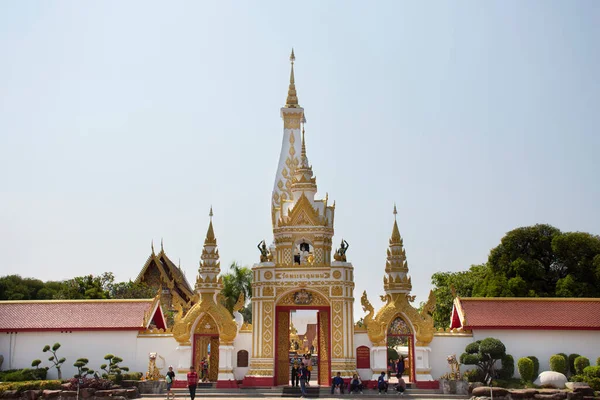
left=141, top=387, right=468, bottom=398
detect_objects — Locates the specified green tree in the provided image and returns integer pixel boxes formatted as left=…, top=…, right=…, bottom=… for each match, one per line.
left=73, top=358, right=94, bottom=378
left=220, top=262, right=252, bottom=320
left=460, top=338, right=507, bottom=384
left=55, top=274, right=111, bottom=299
left=483, top=224, right=562, bottom=297
left=430, top=264, right=488, bottom=328
left=108, top=280, right=155, bottom=299
left=43, top=343, right=65, bottom=380
left=430, top=224, right=600, bottom=327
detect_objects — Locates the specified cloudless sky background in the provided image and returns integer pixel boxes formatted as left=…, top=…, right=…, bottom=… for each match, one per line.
left=1, top=1, right=599, bottom=319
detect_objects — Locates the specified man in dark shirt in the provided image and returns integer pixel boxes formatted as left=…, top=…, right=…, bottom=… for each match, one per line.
left=331, top=372, right=345, bottom=394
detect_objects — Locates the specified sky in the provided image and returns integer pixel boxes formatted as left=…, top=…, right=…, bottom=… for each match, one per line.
left=1, top=1, right=599, bottom=320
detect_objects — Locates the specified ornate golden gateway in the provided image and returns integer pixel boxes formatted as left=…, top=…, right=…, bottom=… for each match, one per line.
left=361, top=290, right=436, bottom=346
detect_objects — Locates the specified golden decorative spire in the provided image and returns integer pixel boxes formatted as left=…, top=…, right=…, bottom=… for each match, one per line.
left=160, top=237, right=164, bottom=252
left=205, top=207, right=217, bottom=246
left=285, top=48, right=299, bottom=108
left=390, top=204, right=402, bottom=244
left=151, top=240, right=155, bottom=255
left=384, top=203, right=411, bottom=293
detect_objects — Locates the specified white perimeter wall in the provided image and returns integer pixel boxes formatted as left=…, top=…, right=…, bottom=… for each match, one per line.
left=429, top=335, right=474, bottom=379
left=473, top=329, right=600, bottom=377
left=427, top=329, right=600, bottom=380
left=0, top=332, right=179, bottom=380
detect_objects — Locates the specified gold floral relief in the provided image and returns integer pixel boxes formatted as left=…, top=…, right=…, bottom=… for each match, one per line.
left=332, top=270, right=342, bottom=279
left=331, top=301, right=344, bottom=358
left=276, top=310, right=290, bottom=385
left=318, top=311, right=330, bottom=384
left=331, top=286, right=343, bottom=296
left=262, top=302, right=274, bottom=358
left=264, top=271, right=273, bottom=280
left=283, top=112, right=303, bottom=129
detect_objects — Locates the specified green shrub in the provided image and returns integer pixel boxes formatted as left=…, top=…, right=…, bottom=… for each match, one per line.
left=574, top=356, right=590, bottom=375
left=583, top=366, right=600, bottom=379
left=0, top=380, right=62, bottom=394
left=572, top=373, right=600, bottom=391
left=498, top=355, right=515, bottom=380
left=464, top=369, right=486, bottom=383
left=527, top=356, right=540, bottom=377
left=517, top=357, right=535, bottom=382
left=568, top=354, right=580, bottom=375
left=122, top=372, right=143, bottom=381
left=587, top=377, right=600, bottom=391
left=1, top=368, right=47, bottom=382
left=550, top=354, right=567, bottom=374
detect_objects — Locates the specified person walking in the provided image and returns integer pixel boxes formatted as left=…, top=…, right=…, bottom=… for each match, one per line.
left=396, top=355, right=405, bottom=378
left=291, top=363, right=300, bottom=387
left=378, top=371, right=388, bottom=394
left=186, top=366, right=199, bottom=400
left=165, top=366, right=176, bottom=400
left=299, top=365, right=308, bottom=398
left=302, top=354, right=313, bottom=384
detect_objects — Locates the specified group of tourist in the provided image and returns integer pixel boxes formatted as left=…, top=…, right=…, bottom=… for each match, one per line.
left=387, top=356, right=406, bottom=379
left=290, top=353, right=314, bottom=397
left=328, top=370, right=406, bottom=396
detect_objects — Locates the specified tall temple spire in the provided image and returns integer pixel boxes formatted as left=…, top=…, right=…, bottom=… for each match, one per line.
left=205, top=206, right=217, bottom=246
left=285, top=48, right=299, bottom=108
left=384, top=204, right=411, bottom=294
left=196, top=207, right=221, bottom=292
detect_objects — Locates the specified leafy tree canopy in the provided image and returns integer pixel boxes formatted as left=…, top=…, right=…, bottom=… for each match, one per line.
left=220, top=262, right=252, bottom=322
left=431, top=224, right=600, bottom=328
left=0, top=272, right=155, bottom=301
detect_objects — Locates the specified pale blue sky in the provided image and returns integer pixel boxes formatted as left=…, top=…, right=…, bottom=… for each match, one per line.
left=1, top=1, right=599, bottom=319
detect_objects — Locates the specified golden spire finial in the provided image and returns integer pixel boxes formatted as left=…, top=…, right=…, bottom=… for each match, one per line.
left=390, top=205, right=402, bottom=244
left=160, top=237, right=164, bottom=252
left=301, top=123, right=306, bottom=159
left=151, top=240, right=155, bottom=255
left=205, top=207, right=217, bottom=246
left=285, top=48, right=299, bottom=108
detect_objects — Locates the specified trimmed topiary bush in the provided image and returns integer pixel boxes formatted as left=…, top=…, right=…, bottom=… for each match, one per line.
left=0, top=380, right=62, bottom=394
left=568, top=354, right=580, bottom=375
left=498, top=354, right=515, bottom=379
left=527, top=356, right=539, bottom=377
left=518, top=357, right=535, bottom=382
left=1, top=368, right=48, bottom=382
left=574, top=356, right=590, bottom=375
left=464, top=368, right=486, bottom=383
left=460, top=338, right=507, bottom=384
left=550, top=354, right=567, bottom=374
left=584, top=366, right=600, bottom=378
left=122, top=372, right=143, bottom=381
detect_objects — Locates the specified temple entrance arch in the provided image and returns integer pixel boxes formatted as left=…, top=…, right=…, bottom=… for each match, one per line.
left=192, top=313, right=220, bottom=382
left=386, top=314, right=416, bottom=383
left=274, top=288, right=331, bottom=386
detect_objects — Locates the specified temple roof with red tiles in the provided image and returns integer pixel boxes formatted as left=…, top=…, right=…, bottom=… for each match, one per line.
left=0, top=298, right=165, bottom=331
left=450, top=297, right=600, bottom=330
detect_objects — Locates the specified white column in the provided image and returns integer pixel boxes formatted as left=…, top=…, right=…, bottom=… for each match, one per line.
left=175, top=345, right=192, bottom=380
left=415, top=346, right=433, bottom=381
left=218, top=345, right=235, bottom=381
left=371, top=346, right=388, bottom=381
